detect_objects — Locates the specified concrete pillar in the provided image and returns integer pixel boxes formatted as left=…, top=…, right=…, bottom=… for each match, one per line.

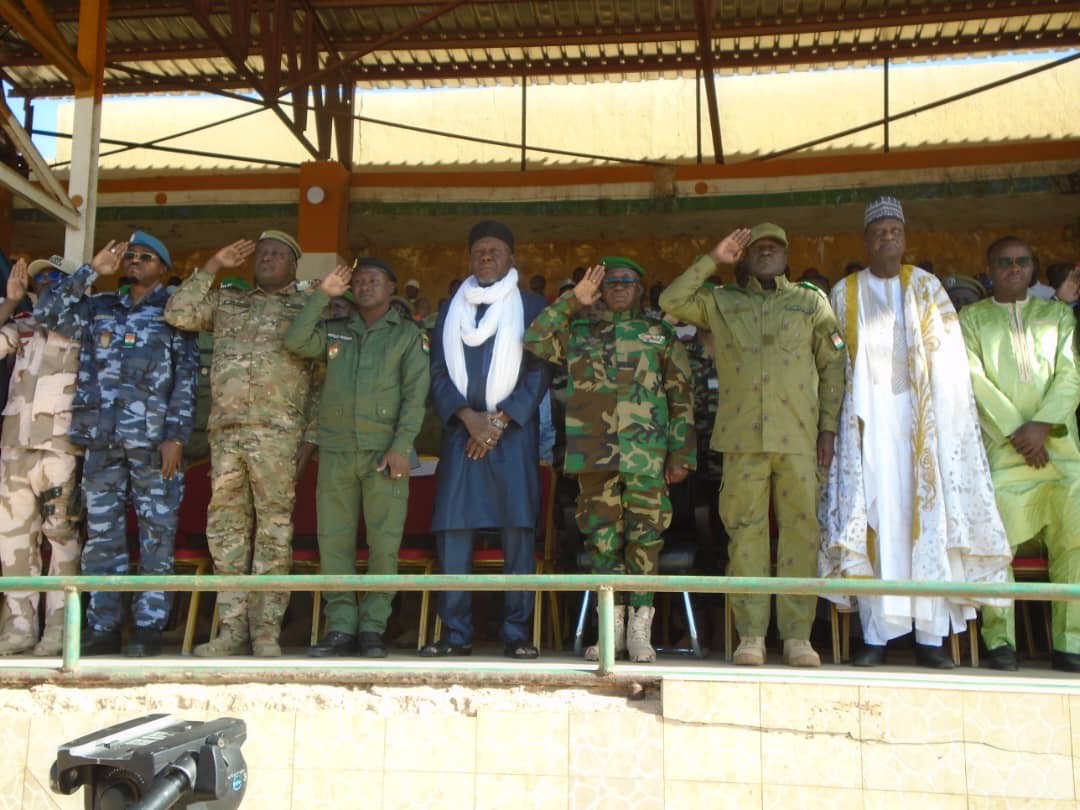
left=296, top=160, right=350, bottom=282
left=63, top=0, right=108, bottom=264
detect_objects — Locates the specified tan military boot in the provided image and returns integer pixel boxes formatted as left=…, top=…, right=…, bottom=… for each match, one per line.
left=584, top=605, right=627, bottom=661
left=626, top=605, right=657, bottom=663
left=783, top=639, right=821, bottom=668
left=32, top=621, right=63, bottom=657
left=733, top=636, right=766, bottom=666
left=251, top=635, right=282, bottom=658
left=0, top=631, right=36, bottom=655
left=193, top=624, right=250, bottom=658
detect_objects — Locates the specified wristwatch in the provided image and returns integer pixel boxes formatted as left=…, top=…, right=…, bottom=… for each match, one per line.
left=489, top=415, right=509, bottom=431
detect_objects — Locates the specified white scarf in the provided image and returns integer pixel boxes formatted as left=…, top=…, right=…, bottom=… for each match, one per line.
left=442, top=267, right=524, bottom=412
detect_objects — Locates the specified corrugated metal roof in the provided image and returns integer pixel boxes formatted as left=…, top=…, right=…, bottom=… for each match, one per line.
left=1, top=0, right=1077, bottom=96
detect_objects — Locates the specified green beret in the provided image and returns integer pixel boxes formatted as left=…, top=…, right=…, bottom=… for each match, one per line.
left=601, top=256, right=646, bottom=279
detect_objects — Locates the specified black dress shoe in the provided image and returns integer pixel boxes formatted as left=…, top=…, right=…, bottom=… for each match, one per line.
left=915, top=643, right=955, bottom=669
left=125, top=628, right=162, bottom=658
left=1051, top=650, right=1080, bottom=673
left=418, top=638, right=472, bottom=657
left=358, top=632, right=387, bottom=659
left=983, top=645, right=1019, bottom=671
left=852, top=644, right=887, bottom=667
left=308, top=631, right=356, bottom=657
left=504, top=642, right=539, bottom=660
left=81, top=629, right=122, bottom=656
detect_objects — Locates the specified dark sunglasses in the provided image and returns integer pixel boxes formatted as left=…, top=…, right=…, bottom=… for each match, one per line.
left=602, top=277, right=637, bottom=287
left=123, top=250, right=157, bottom=263
left=33, top=270, right=65, bottom=286
left=992, top=255, right=1033, bottom=270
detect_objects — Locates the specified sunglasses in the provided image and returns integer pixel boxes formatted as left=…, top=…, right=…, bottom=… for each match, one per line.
left=992, top=255, right=1033, bottom=270
left=602, top=277, right=637, bottom=287
left=33, top=270, right=65, bottom=286
left=123, top=250, right=157, bottom=263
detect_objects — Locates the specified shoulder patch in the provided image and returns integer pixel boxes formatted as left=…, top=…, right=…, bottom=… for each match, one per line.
left=829, top=331, right=845, bottom=350
left=797, top=280, right=828, bottom=299
left=420, top=332, right=430, bottom=354
left=639, top=332, right=666, bottom=345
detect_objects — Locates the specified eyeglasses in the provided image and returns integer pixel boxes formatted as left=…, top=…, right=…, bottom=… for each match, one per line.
left=602, top=277, right=637, bottom=287
left=992, top=255, right=1033, bottom=270
left=33, top=270, right=65, bottom=286
left=123, top=251, right=157, bottom=263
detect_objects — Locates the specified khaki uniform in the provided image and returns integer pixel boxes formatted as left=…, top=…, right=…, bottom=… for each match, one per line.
left=165, top=269, right=319, bottom=642
left=284, top=290, right=430, bottom=636
left=660, top=256, right=845, bottom=640
left=0, top=314, right=82, bottom=644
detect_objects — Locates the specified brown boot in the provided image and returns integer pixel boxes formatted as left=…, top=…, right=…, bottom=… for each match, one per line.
left=782, top=639, right=821, bottom=668
left=626, top=605, right=656, bottom=663
left=0, top=631, right=36, bottom=656
left=251, top=637, right=282, bottom=658
left=32, top=622, right=63, bottom=657
left=193, top=623, right=250, bottom=658
left=733, top=636, right=766, bottom=666
left=584, top=605, right=627, bottom=661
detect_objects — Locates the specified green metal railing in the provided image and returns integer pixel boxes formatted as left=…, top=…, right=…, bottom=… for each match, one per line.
left=3, top=574, right=1078, bottom=677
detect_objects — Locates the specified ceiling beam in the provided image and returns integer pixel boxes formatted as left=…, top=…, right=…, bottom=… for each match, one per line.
left=693, top=0, right=724, bottom=164
left=9, top=30, right=1079, bottom=96
left=0, top=1, right=89, bottom=88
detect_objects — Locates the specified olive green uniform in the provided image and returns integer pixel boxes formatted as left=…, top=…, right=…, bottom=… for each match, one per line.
left=284, top=290, right=430, bottom=635
left=660, top=256, right=845, bottom=640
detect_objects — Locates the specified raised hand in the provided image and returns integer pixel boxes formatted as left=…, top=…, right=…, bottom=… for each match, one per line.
left=90, top=240, right=128, bottom=277
left=574, top=265, right=605, bottom=307
left=319, top=265, right=353, bottom=298
left=6, top=258, right=29, bottom=303
left=207, top=239, right=257, bottom=274
left=709, top=229, right=753, bottom=265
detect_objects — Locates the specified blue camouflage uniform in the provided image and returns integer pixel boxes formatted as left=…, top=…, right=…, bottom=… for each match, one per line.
left=36, top=265, right=198, bottom=633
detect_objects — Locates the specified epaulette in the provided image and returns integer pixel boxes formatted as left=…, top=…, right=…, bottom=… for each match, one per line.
left=722, top=284, right=745, bottom=292
left=797, top=280, right=828, bottom=299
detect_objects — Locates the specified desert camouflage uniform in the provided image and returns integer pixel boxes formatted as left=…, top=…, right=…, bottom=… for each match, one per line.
left=660, top=257, right=845, bottom=640
left=36, top=266, right=197, bottom=633
left=165, top=268, right=319, bottom=643
left=525, top=291, right=696, bottom=606
left=0, top=312, right=82, bottom=651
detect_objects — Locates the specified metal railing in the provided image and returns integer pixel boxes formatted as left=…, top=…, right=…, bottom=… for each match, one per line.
left=3, top=573, right=1077, bottom=676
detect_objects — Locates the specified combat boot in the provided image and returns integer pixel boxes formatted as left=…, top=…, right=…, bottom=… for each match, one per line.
left=32, top=620, right=63, bottom=657
left=626, top=605, right=657, bottom=663
left=0, top=631, right=36, bottom=656
left=584, top=605, right=627, bottom=661
left=251, top=636, right=282, bottom=658
left=782, top=638, right=821, bottom=668
left=193, top=623, right=250, bottom=658
left=733, top=636, right=766, bottom=666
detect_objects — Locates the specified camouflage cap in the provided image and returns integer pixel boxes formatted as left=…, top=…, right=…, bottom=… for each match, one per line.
left=259, top=230, right=302, bottom=259
left=600, top=256, right=646, bottom=279
left=748, top=222, right=788, bottom=247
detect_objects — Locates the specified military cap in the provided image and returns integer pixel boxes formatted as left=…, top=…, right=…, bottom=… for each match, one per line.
left=354, top=256, right=396, bottom=282
left=259, top=230, right=302, bottom=259
left=28, top=254, right=77, bottom=276
left=600, top=256, right=646, bottom=279
left=129, top=230, right=172, bottom=268
left=748, top=223, right=788, bottom=247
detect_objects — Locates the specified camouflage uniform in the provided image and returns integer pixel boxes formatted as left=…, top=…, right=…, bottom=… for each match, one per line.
left=0, top=312, right=82, bottom=653
left=284, top=290, right=430, bottom=637
left=685, top=335, right=723, bottom=481
left=660, top=257, right=845, bottom=641
left=182, top=331, right=214, bottom=462
left=525, top=291, right=696, bottom=606
left=165, top=268, right=318, bottom=644
left=36, top=266, right=197, bottom=633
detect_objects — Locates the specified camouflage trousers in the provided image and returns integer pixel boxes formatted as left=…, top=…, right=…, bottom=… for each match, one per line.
left=720, top=452, right=819, bottom=640
left=83, top=445, right=182, bottom=632
left=0, top=448, right=81, bottom=638
left=575, top=471, right=669, bottom=608
left=207, top=427, right=301, bottom=642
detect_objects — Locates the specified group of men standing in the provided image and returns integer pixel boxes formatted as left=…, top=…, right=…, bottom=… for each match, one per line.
left=0, top=196, right=1075, bottom=671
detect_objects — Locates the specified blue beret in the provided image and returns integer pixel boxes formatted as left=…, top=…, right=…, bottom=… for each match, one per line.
left=128, top=230, right=171, bottom=268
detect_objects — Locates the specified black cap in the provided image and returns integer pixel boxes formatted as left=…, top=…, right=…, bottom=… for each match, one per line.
left=354, top=256, right=396, bottom=282
left=468, top=220, right=515, bottom=253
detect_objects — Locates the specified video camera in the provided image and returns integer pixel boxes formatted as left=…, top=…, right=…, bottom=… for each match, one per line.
left=51, top=714, right=247, bottom=810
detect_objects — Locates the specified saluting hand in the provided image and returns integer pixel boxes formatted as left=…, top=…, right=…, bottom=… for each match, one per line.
left=573, top=265, right=605, bottom=307
left=91, top=240, right=128, bottom=277
left=206, top=239, right=257, bottom=275
left=6, top=259, right=29, bottom=304
left=319, top=265, right=353, bottom=298
left=1056, top=267, right=1080, bottom=305
left=709, top=229, right=752, bottom=265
